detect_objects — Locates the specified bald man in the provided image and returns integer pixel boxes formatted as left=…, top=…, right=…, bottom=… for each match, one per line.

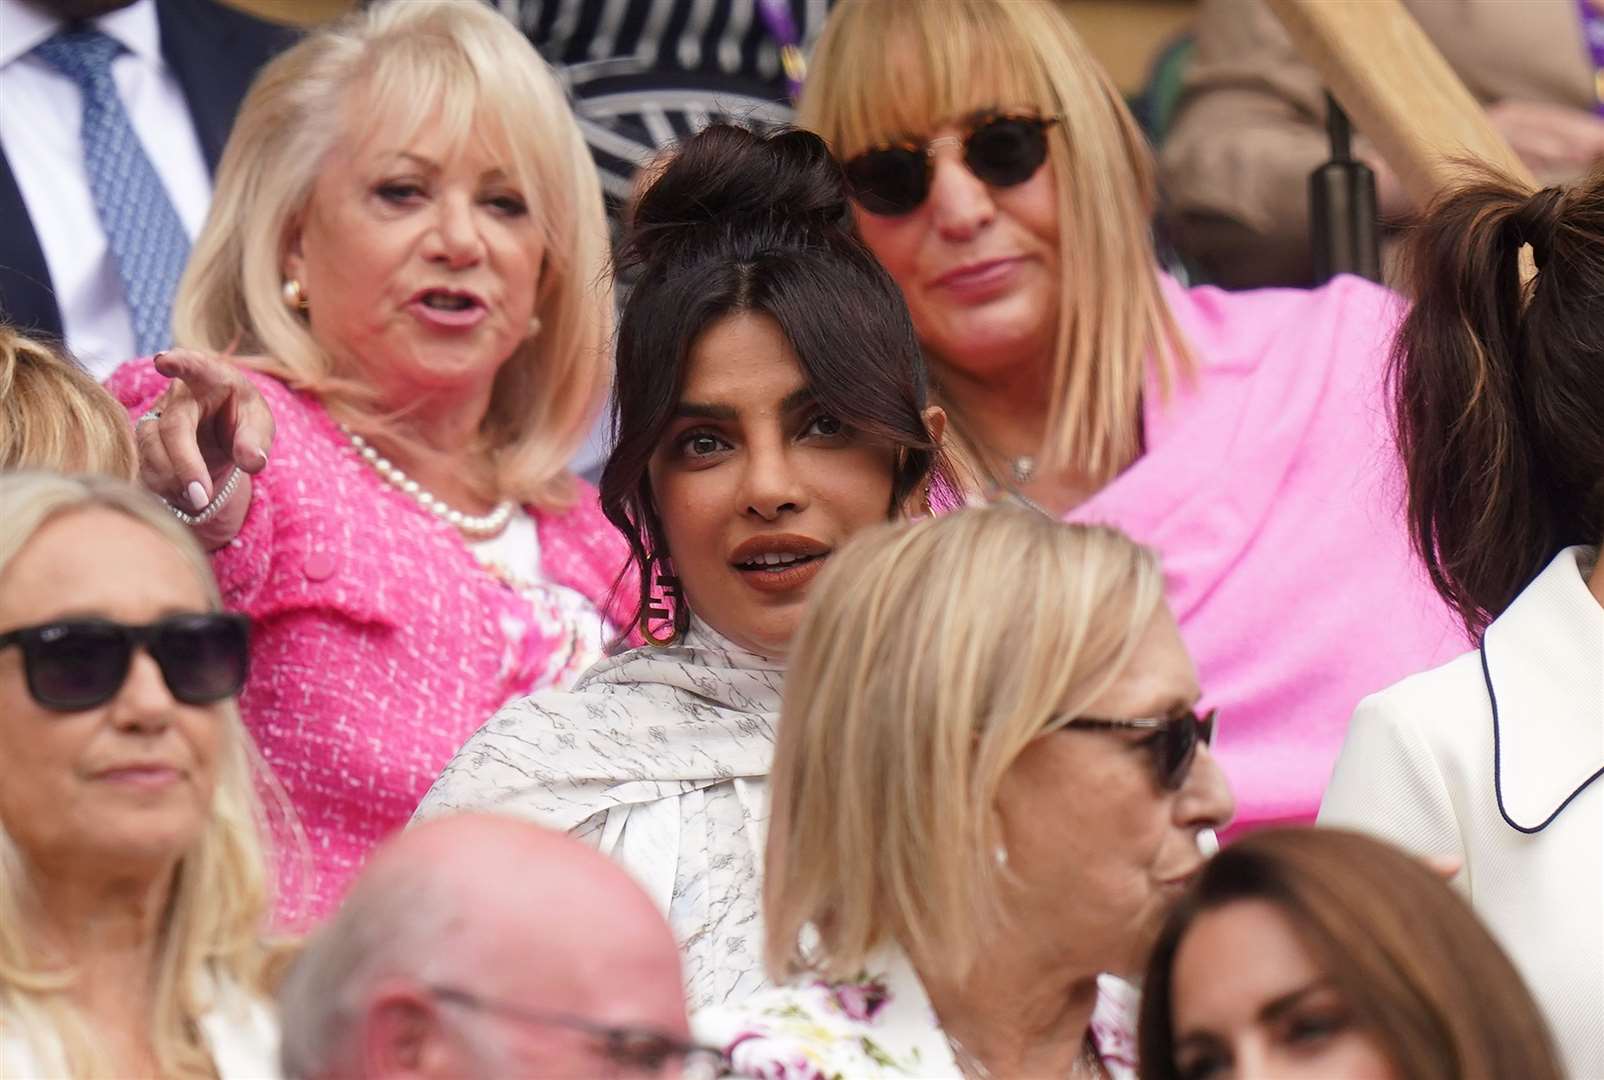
left=278, top=814, right=718, bottom=1079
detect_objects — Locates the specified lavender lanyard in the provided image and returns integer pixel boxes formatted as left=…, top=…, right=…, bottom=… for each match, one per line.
left=755, top=0, right=806, bottom=102
left=1581, top=0, right=1604, bottom=118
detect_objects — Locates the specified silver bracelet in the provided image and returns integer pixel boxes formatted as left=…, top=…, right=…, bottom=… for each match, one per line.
left=167, top=467, right=242, bottom=527
left=137, top=408, right=163, bottom=425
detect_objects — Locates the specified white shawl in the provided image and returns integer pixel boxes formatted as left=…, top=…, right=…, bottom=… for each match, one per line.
left=415, top=622, right=783, bottom=1009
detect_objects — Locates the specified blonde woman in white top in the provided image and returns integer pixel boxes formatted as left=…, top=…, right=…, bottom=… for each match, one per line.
left=0, top=473, right=289, bottom=1079
left=1320, top=172, right=1604, bottom=1075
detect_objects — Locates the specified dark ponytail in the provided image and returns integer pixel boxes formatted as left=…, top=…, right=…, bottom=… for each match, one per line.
left=599, top=124, right=942, bottom=644
left=1392, top=165, right=1604, bottom=637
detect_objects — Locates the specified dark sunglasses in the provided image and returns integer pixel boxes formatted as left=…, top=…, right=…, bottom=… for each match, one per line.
left=0, top=613, right=250, bottom=712
left=429, top=985, right=728, bottom=1078
left=1063, top=708, right=1217, bottom=791
left=844, top=113, right=1062, bottom=217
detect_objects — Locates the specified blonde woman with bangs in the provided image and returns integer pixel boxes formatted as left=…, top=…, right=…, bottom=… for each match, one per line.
left=696, top=504, right=1234, bottom=1079
left=112, top=0, right=631, bottom=919
left=800, top=0, right=1463, bottom=836
left=0, top=472, right=288, bottom=1078
left=0, top=325, right=136, bottom=477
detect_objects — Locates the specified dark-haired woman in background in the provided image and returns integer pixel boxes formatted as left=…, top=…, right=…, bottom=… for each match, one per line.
left=1138, top=828, right=1562, bottom=1080
left=416, top=124, right=945, bottom=1008
left=1320, top=169, right=1603, bottom=1077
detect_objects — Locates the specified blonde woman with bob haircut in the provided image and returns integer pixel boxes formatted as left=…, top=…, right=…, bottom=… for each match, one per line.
left=110, top=0, right=632, bottom=920
left=0, top=325, right=136, bottom=477
left=0, top=472, right=289, bottom=1079
left=696, top=504, right=1235, bottom=1079
left=801, top=0, right=1463, bottom=836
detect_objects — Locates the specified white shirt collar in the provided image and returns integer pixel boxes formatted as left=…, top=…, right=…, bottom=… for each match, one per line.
left=0, top=0, right=161, bottom=71
left=1483, top=545, right=1604, bottom=827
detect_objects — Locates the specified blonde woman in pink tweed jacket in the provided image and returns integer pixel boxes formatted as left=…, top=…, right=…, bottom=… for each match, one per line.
left=114, top=3, right=629, bottom=920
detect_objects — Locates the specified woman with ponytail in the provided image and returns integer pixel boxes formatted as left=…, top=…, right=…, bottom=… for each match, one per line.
left=416, top=124, right=947, bottom=1009
left=1320, top=168, right=1604, bottom=1076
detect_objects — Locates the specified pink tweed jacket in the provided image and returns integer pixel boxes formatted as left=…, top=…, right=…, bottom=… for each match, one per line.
left=110, top=360, right=632, bottom=921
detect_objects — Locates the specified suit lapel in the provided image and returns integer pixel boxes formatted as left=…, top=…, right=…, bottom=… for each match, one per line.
left=1484, top=546, right=1604, bottom=831
left=0, top=142, right=63, bottom=342
left=155, top=0, right=298, bottom=173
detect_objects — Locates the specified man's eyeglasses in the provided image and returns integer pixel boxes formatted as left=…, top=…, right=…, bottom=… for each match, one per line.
left=428, top=984, right=728, bottom=1078
left=843, top=113, right=1062, bottom=217
left=0, top=613, right=250, bottom=712
left=1062, top=708, right=1217, bottom=790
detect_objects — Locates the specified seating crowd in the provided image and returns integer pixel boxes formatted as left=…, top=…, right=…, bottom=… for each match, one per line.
left=0, top=0, right=1599, bottom=1077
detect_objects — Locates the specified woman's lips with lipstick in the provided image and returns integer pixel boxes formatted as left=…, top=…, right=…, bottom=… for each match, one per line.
left=932, top=257, right=1025, bottom=300
left=729, top=534, right=832, bottom=595
left=407, top=288, right=488, bottom=330
left=93, top=764, right=182, bottom=789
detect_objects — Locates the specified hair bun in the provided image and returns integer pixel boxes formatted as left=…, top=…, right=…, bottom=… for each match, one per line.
left=622, top=124, right=854, bottom=270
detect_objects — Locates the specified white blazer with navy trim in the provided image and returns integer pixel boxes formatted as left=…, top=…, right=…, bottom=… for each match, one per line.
left=1319, top=546, right=1603, bottom=1078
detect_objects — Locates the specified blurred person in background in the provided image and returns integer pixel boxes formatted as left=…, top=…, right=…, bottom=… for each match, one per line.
left=417, top=123, right=945, bottom=1010
left=278, top=813, right=722, bottom=1080
left=0, top=472, right=288, bottom=1079
left=1161, top=0, right=1604, bottom=289
left=698, top=505, right=1234, bottom=1079
left=116, top=0, right=629, bottom=920
left=1138, top=827, right=1564, bottom=1080
left=0, top=0, right=296, bottom=373
left=1321, top=169, right=1604, bottom=1076
left=0, top=324, right=136, bottom=475
left=801, top=0, right=1462, bottom=838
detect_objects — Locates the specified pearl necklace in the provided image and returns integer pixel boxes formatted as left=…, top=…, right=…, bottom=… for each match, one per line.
left=338, top=423, right=515, bottom=538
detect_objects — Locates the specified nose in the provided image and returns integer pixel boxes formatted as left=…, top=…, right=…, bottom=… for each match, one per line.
left=424, top=192, right=485, bottom=269
left=108, top=650, right=177, bottom=733
left=1177, top=743, right=1236, bottom=832
left=925, top=143, right=995, bottom=241
left=739, top=441, right=809, bottom=522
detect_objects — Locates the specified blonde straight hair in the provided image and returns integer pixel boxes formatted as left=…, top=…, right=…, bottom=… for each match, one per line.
left=0, top=326, right=136, bottom=478
left=173, top=0, right=613, bottom=509
left=800, top=0, right=1190, bottom=488
left=0, top=473, right=289, bottom=1079
left=765, top=504, right=1167, bottom=983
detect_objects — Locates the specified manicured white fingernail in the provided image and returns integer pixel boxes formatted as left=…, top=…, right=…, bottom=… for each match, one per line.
left=187, top=481, right=208, bottom=509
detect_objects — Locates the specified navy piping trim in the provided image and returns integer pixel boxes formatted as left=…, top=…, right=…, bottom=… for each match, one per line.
left=1483, top=639, right=1604, bottom=834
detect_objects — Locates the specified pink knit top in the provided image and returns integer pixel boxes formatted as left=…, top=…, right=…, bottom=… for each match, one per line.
left=110, top=360, right=632, bottom=921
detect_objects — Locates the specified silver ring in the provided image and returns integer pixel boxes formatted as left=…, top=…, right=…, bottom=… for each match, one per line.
left=137, top=408, right=163, bottom=425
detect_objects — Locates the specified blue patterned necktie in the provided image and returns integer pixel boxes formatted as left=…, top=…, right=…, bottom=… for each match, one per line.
left=33, top=27, right=191, bottom=356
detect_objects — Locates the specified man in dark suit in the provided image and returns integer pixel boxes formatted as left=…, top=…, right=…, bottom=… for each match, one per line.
left=0, top=0, right=297, bottom=374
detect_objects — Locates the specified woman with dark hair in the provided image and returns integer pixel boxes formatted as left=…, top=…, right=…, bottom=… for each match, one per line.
left=416, top=123, right=945, bottom=1009
left=1320, top=168, right=1603, bottom=1076
left=1137, top=827, right=1563, bottom=1080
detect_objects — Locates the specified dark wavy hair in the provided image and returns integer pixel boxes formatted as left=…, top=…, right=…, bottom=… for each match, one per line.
left=1391, top=165, right=1604, bottom=637
left=1138, top=828, right=1563, bottom=1080
left=599, top=124, right=942, bottom=643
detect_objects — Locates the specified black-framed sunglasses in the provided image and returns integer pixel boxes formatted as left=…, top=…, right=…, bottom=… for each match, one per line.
left=843, top=113, right=1063, bottom=217
left=0, top=613, right=250, bottom=713
left=1063, top=708, right=1217, bottom=791
left=428, top=985, right=729, bottom=1078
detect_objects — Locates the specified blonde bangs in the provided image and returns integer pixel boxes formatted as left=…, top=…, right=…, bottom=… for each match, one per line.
left=804, top=1, right=1055, bottom=157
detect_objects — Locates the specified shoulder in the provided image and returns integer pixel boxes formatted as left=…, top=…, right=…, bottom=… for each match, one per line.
left=1350, top=647, right=1491, bottom=751
left=1167, top=273, right=1403, bottom=381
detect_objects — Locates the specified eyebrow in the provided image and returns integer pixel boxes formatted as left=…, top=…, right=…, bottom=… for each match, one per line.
left=379, top=151, right=511, bottom=183
left=1172, top=978, right=1336, bottom=1052
left=1259, top=978, right=1336, bottom=1024
left=672, top=386, right=817, bottom=422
